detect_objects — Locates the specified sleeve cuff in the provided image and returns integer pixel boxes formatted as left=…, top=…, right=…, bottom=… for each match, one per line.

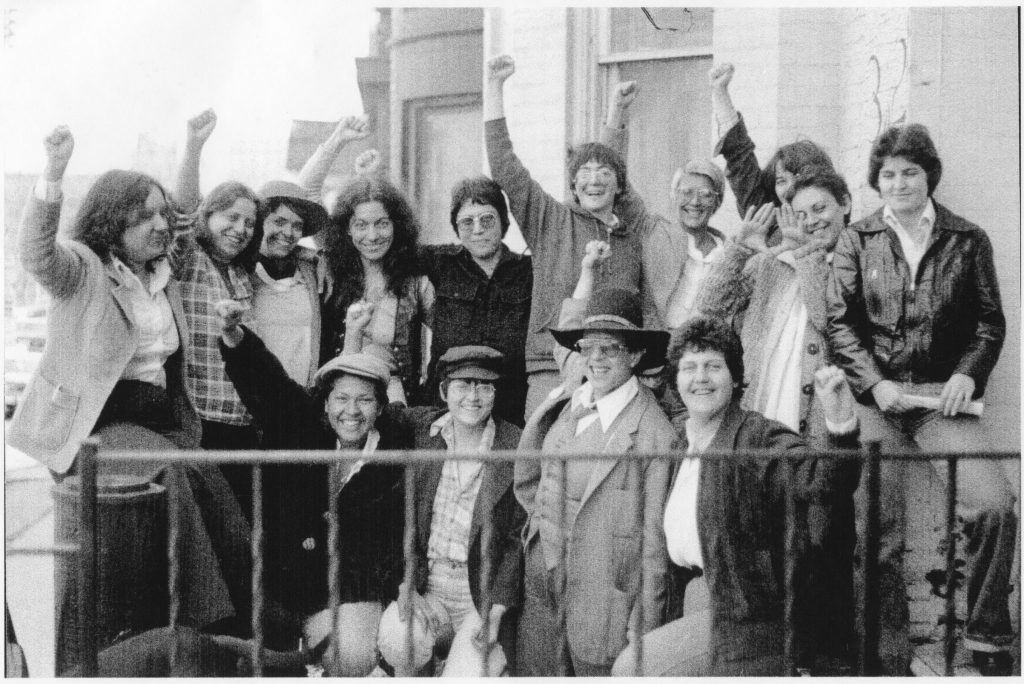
left=825, top=415, right=858, bottom=435
left=34, top=177, right=63, bottom=202
left=715, top=111, right=740, bottom=139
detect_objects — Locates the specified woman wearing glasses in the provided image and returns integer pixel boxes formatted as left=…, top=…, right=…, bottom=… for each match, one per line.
left=324, top=178, right=434, bottom=403
left=419, top=176, right=532, bottom=424
left=515, top=286, right=675, bottom=676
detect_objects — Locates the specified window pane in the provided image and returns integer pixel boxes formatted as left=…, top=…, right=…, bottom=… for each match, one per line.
left=617, top=56, right=713, bottom=220
left=609, top=7, right=713, bottom=53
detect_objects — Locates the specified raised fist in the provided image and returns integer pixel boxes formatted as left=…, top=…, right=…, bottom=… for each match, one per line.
left=334, top=115, right=370, bottom=143
left=186, top=108, right=218, bottom=146
left=43, top=126, right=74, bottom=180
left=612, top=81, right=638, bottom=110
left=708, top=63, right=735, bottom=90
left=353, top=149, right=381, bottom=177
left=345, top=300, right=375, bottom=331
left=581, top=240, right=611, bottom=271
left=486, top=55, right=515, bottom=84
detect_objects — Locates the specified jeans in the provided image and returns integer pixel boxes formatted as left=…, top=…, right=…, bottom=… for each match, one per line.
left=855, top=396, right=1018, bottom=673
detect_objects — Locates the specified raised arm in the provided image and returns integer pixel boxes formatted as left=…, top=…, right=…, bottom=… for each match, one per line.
left=296, top=115, right=371, bottom=199
left=174, top=108, right=217, bottom=213
left=692, top=202, right=774, bottom=320
left=709, top=64, right=772, bottom=217
left=554, top=240, right=609, bottom=385
left=483, top=54, right=569, bottom=249
left=19, top=126, right=87, bottom=300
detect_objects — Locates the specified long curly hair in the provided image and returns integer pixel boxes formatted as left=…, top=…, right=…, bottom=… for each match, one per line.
left=325, top=177, right=421, bottom=309
left=195, top=181, right=263, bottom=270
left=73, top=170, right=170, bottom=264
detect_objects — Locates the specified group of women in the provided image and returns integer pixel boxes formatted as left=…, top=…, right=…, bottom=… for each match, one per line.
left=9, top=53, right=1015, bottom=678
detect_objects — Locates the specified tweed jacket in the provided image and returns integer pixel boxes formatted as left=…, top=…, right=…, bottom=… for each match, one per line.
left=828, top=202, right=1005, bottom=400
left=679, top=401, right=861, bottom=674
left=695, top=241, right=831, bottom=443
left=221, top=330, right=413, bottom=612
left=9, top=196, right=200, bottom=473
left=515, top=382, right=675, bottom=666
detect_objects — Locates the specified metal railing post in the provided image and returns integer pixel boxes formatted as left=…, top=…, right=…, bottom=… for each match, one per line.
left=478, top=497, right=495, bottom=677
left=76, top=439, right=100, bottom=677
left=859, top=440, right=882, bottom=676
left=942, top=455, right=958, bottom=677
left=251, top=464, right=265, bottom=677
left=784, top=455, right=798, bottom=676
left=402, top=467, right=416, bottom=675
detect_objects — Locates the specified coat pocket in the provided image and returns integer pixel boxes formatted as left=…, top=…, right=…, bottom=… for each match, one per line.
left=15, top=372, right=79, bottom=453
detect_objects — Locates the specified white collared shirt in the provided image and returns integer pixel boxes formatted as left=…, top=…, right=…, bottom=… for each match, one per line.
left=111, top=256, right=179, bottom=388
left=332, top=429, right=381, bottom=495
left=570, top=375, right=639, bottom=436
left=664, top=231, right=725, bottom=329
left=883, top=199, right=936, bottom=284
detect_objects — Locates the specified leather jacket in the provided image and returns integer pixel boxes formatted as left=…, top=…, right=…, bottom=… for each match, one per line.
left=827, top=202, right=1005, bottom=400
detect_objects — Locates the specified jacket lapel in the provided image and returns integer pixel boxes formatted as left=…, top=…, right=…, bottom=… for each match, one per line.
left=577, top=388, right=646, bottom=508
left=470, top=459, right=514, bottom=542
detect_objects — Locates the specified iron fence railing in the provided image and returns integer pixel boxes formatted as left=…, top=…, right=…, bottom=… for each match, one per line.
left=12, top=439, right=1019, bottom=677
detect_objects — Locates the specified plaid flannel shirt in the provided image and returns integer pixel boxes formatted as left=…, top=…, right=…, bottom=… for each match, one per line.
left=172, top=224, right=255, bottom=425
left=426, top=414, right=494, bottom=563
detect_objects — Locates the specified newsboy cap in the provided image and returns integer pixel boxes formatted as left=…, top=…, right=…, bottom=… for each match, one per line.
left=437, top=345, right=505, bottom=382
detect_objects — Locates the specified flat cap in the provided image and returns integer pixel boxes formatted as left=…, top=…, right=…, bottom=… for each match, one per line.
left=313, top=352, right=391, bottom=390
left=437, top=345, right=505, bottom=382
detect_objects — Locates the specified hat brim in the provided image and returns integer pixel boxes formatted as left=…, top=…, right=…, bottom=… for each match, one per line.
left=266, top=195, right=329, bottom=237
left=446, top=367, right=502, bottom=382
left=550, top=326, right=670, bottom=372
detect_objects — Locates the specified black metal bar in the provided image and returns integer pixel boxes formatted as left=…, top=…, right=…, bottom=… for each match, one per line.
left=168, top=463, right=182, bottom=673
left=784, top=458, right=797, bottom=676
left=77, top=439, right=99, bottom=677
left=251, top=464, right=265, bottom=677
left=943, top=456, right=958, bottom=677
left=402, top=467, right=416, bottom=675
left=326, top=464, right=341, bottom=675
left=859, top=441, right=881, bottom=676
left=478, top=496, right=495, bottom=677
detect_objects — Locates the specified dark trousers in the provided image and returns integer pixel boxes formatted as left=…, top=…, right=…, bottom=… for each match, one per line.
left=517, top=537, right=613, bottom=677
left=200, top=419, right=262, bottom=522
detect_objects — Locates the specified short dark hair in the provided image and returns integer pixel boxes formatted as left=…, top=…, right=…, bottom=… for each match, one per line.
left=196, top=181, right=263, bottom=270
left=325, top=177, right=421, bottom=302
left=668, top=316, right=745, bottom=400
left=73, top=170, right=170, bottom=264
left=450, top=176, right=510, bottom=236
left=868, top=123, right=942, bottom=196
left=784, top=166, right=853, bottom=224
left=566, top=142, right=627, bottom=205
left=760, top=140, right=835, bottom=205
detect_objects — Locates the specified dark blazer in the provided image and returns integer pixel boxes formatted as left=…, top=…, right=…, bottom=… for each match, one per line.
left=222, top=330, right=412, bottom=613
left=672, top=400, right=860, bottom=675
left=398, top=406, right=525, bottom=667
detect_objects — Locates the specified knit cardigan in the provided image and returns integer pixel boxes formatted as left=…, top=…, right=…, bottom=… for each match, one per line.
left=694, top=242, right=832, bottom=444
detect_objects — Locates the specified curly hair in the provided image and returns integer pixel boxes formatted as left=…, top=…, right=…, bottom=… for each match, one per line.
left=784, top=165, right=853, bottom=225
left=449, top=176, right=510, bottom=237
left=195, top=181, right=263, bottom=270
left=759, top=140, right=835, bottom=206
left=325, top=177, right=421, bottom=308
left=868, top=123, right=943, bottom=196
left=566, top=142, right=627, bottom=206
left=668, top=315, right=745, bottom=401
left=72, top=170, right=169, bottom=264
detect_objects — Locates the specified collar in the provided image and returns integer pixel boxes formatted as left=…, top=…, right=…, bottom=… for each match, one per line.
left=254, top=261, right=305, bottom=287
left=883, top=198, right=935, bottom=233
left=335, top=428, right=380, bottom=455
left=429, top=412, right=496, bottom=452
left=457, top=242, right=517, bottom=272
left=110, top=255, right=172, bottom=295
left=571, top=375, right=640, bottom=431
left=685, top=230, right=724, bottom=263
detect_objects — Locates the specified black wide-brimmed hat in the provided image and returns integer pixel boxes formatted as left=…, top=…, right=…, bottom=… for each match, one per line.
left=258, top=180, right=329, bottom=237
left=550, top=287, right=669, bottom=371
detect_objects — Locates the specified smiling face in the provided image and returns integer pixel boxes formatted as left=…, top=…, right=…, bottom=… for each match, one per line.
left=790, top=185, right=849, bottom=251
left=878, top=156, right=930, bottom=217
left=207, top=197, right=257, bottom=262
left=324, top=374, right=383, bottom=447
left=260, top=202, right=305, bottom=258
left=348, top=200, right=394, bottom=264
left=675, top=348, right=736, bottom=422
left=578, top=332, right=643, bottom=399
left=120, top=186, right=171, bottom=271
left=674, top=173, right=718, bottom=233
left=572, top=160, right=619, bottom=216
left=455, top=201, right=503, bottom=263
left=442, top=377, right=496, bottom=429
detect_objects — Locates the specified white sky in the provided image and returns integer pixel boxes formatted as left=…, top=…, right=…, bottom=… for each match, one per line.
left=1, top=0, right=378, bottom=176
